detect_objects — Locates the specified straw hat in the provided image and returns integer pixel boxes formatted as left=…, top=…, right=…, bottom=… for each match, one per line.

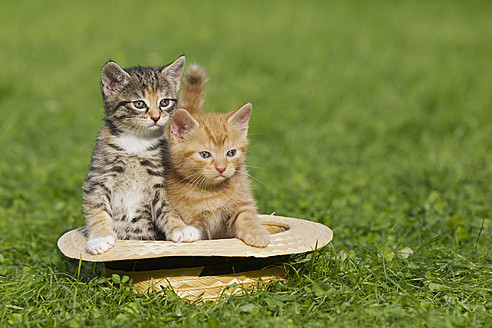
left=58, top=214, right=333, bottom=300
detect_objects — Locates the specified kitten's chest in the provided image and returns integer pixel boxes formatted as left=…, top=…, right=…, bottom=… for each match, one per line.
left=174, top=179, right=238, bottom=219
left=112, top=157, right=152, bottom=189
left=111, top=155, right=166, bottom=211
left=113, top=133, right=162, bottom=155
left=109, top=155, right=162, bottom=221
left=182, top=190, right=233, bottom=224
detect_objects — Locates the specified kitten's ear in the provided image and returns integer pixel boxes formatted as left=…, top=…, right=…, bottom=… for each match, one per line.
left=161, top=55, right=186, bottom=90
left=101, top=61, right=130, bottom=96
left=169, top=108, right=199, bottom=142
left=227, top=103, right=252, bottom=134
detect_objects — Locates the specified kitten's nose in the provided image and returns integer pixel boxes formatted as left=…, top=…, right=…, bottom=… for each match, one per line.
left=151, top=115, right=160, bottom=123
left=216, top=166, right=226, bottom=174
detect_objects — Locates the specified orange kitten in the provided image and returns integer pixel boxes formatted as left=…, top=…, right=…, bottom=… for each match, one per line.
left=162, top=66, right=270, bottom=247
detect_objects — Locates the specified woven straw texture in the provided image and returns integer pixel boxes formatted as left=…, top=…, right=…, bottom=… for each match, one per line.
left=106, top=265, right=287, bottom=301
left=57, top=215, right=333, bottom=262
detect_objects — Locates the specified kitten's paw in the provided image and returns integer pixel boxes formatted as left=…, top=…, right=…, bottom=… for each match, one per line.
left=238, top=228, right=270, bottom=248
left=86, top=235, right=116, bottom=254
left=182, top=226, right=200, bottom=242
left=170, top=226, right=200, bottom=243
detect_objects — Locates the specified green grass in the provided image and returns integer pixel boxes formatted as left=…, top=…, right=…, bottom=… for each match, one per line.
left=0, top=0, right=491, bottom=327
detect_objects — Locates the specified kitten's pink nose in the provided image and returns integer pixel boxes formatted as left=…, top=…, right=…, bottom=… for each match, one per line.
left=151, top=115, right=160, bottom=123
left=216, top=166, right=226, bottom=174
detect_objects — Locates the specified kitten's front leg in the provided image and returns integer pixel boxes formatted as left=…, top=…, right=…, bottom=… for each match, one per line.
left=162, top=211, right=201, bottom=243
left=84, top=206, right=117, bottom=254
left=152, top=191, right=199, bottom=242
left=233, top=210, right=270, bottom=248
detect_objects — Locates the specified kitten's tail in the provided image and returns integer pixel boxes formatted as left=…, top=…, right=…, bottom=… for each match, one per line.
left=179, top=64, right=208, bottom=114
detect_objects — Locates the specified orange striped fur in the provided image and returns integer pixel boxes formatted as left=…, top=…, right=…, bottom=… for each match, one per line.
left=163, top=65, right=270, bottom=247
left=178, top=64, right=208, bottom=114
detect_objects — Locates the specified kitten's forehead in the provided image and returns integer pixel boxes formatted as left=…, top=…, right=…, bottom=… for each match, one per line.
left=192, top=114, right=246, bottom=149
left=123, top=66, right=176, bottom=96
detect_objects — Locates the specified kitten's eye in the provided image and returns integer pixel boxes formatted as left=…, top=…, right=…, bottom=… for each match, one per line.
left=159, top=99, right=173, bottom=109
left=199, top=151, right=211, bottom=159
left=226, top=150, right=237, bottom=157
left=133, top=100, right=147, bottom=110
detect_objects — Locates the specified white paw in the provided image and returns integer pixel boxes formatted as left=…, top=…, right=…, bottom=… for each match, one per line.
left=86, top=235, right=116, bottom=254
left=170, top=226, right=200, bottom=243
left=182, top=226, right=200, bottom=242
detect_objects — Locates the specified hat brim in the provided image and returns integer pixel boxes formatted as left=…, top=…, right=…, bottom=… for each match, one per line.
left=57, top=215, right=333, bottom=262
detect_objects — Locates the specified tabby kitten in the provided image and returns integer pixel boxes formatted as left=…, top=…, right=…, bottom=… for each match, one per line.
left=83, top=56, right=185, bottom=254
left=163, top=65, right=270, bottom=247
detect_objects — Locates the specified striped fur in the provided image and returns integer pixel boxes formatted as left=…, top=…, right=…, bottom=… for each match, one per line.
left=178, top=64, right=208, bottom=114
left=163, top=65, right=270, bottom=247
left=83, top=56, right=185, bottom=254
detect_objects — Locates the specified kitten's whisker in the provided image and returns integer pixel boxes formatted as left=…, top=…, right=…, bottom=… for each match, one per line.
left=244, top=164, right=262, bottom=170
left=187, top=174, right=205, bottom=191
left=178, top=171, right=204, bottom=188
left=240, top=170, right=265, bottom=186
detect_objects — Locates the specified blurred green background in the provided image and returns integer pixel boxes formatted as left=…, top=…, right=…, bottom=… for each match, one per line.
left=0, top=0, right=490, bottom=326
